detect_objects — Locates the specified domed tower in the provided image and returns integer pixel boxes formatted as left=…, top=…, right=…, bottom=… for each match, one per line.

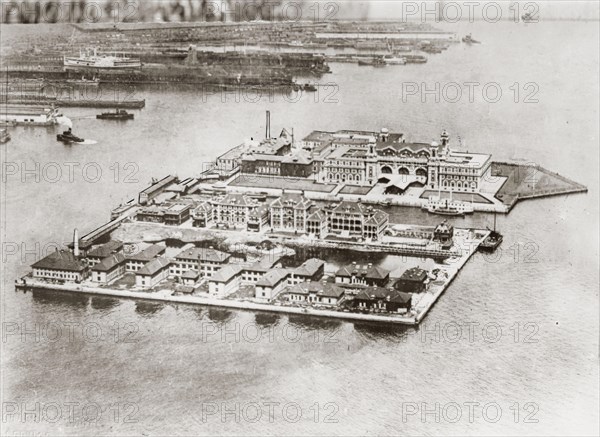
left=440, top=130, right=450, bottom=147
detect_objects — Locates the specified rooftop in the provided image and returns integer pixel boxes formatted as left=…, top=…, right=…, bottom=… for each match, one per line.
left=256, top=268, right=290, bottom=287
left=270, top=193, right=312, bottom=210
left=87, top=240, right=123, bottom=259
left=355, top=287, right=412, bottom=304
left=32, top=250, right=86, bottom=272
left=288, top=281, right=345, bottom=299
left=336, top=263, right=390, bottom=280
left=302, top=130, right=335, bottom=143
left=175, top=246, right=231, bottom=263
left=293, top=258, right=325, bottom=277
left=399, top=267, right=428, bottom=282
left=210, top=265, right=244, bottom=283
left=182, top=269, right=200, bottom=279
left=92, top=253, right=126, bottom=272
left=126, top=244, right=166, bottom=262
left=137, top=256, right=170, bottom=276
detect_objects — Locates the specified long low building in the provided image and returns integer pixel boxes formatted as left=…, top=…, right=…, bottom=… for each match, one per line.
left=31, top=250, right=88, bottom=282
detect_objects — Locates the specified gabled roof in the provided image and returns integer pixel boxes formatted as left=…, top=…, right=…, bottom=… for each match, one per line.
left=256, top=268, right=290, bottom=287
left=364, top=210, right=389, bottom=226
left=355, top=287, right=411, bottom=304
left=182, top=269, right=200, bottom=279
left=250, top=253, right=283, bottom=270
left=137, top=257, right=170, bottom=276
left=212, top=194, right=259, bottom=208
left=307, top=209, right=325, bottom=221
left=293, top=258, right=324, bottom=277
left=175, top=247, right=230, bottom=263
left=210, top=265, right=244, bottom=283
left=288, top=281, right=345, bottom=299
left=126, top=244, right=166, bottom=262
left=331, top=201, right=369, bottom=215
left=193, top=202, right=212, bottom=213
left=336, top=263, right=390, bottom=280
left=87, top=240, right=123, bottom=259
left=92, top=253, right=126, bottom=272
left=32, top=250, right=86, bottom=272
left=270, top=193, right=312, bottom=210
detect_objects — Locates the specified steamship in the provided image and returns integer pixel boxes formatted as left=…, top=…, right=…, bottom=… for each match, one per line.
left=64, top=48, right=141, bottom=70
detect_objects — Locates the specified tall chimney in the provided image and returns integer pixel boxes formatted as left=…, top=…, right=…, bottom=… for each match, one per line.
left=265, top=110, right=271, bottom=139
left=73, top=228, right=79, bottom=257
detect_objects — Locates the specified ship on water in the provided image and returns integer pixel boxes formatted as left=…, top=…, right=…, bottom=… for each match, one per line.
left=423, top=195, right=474, bottom=216
left=64, top=48, right=141, bottom=70
left=0, top=105, right=70, bottom=127
left=382, top=55, right=407, bottom=65
left=66, top=75, right=100, bottom=86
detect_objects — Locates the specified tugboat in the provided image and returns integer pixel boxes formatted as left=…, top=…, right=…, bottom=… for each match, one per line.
left=96, top=109, right=134, bottom=120
left=57, top=128, right=84, bottom=143
left=462, top=34, right=481, bottom=44
left=479, top=213, right=504, bottom=252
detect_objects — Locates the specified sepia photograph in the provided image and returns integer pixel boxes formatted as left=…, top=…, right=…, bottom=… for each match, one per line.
left=0, top=1, right=598, bottom=436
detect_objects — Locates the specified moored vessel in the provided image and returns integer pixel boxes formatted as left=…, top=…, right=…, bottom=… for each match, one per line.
left=423, top=195, right=474, bottom=216
left=64, top=48, right=141, bottom=70
left=0, top=105, right=64, bottom=126
left=96, top=109, right=134, bottom=120
left=479, top=213, right=503, bottom=252
left=382, top=55, right=407, bottom=65
left=66, top=75, right=100, bottom=86
left=358, top=57, right=386, bottom=67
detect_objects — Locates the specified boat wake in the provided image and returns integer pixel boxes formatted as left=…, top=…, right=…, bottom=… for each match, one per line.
left=78, top=139, right=97, bottom=145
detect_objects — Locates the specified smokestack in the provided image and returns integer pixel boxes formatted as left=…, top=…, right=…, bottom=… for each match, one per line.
left=73, top=228, right=79, bottom=257
left=265, top=110, right=271, bottom=139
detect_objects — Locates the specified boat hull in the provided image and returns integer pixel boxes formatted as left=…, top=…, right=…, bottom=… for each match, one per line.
left=96, top=114, right=134, bottom=120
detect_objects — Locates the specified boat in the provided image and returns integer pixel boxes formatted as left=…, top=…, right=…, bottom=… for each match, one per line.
left=382, top=55, right=407, bottom=65
left=379, top=198, right=393, bottom=207
left=64, top=48, right=141, bottom=70
left=522, top=12, right=538, bottom=23
left=403, top=54, right=428, bottom=64
left=423, top=194, right=474, bottom=216
left=358, top=57, right=386, bottom=67
left=66, top=75, right=100, bottom=86
left=288, top=41, right=304, bottom=47
left=57, top=128, right=84, bottom=143
left=479, top=213, right=504, bottom=252
left=462, top=34, right=481, bottom=44
left=0, top=105, right=63, bottom=126
left=96, top=109, right=134, bottom=120
left=0, top=128, right=10, bottom=143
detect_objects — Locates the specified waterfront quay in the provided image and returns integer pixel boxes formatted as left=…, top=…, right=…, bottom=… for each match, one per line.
left=16, top=226, right=486, bottom=326
left=15, top=169, right=491, bottom=325
left=204, top=124, right=587, bottom=214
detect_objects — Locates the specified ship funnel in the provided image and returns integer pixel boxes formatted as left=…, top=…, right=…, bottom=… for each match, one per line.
left=73, top=228, right=80, bottom=257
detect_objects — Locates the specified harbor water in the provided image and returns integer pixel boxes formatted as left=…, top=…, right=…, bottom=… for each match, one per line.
left=1, top=21, right=598, bottom=435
